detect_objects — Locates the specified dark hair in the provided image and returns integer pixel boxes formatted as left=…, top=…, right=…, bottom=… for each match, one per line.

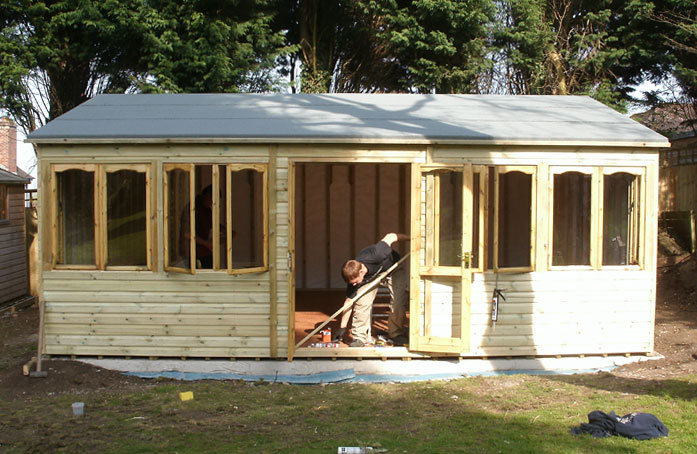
left=201, top=185, right=213, bottom=197
left=341, top=260, right=362, bottom=283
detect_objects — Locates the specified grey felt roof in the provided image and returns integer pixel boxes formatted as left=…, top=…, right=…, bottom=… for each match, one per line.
left=27, top=93, right=669, bottom=147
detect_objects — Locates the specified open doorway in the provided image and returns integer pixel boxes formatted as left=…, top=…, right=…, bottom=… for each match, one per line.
left=293, top=163, right=410, bottom=349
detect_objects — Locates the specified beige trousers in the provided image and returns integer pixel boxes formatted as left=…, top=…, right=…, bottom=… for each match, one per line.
left=350, top=265, right=408, bottom=343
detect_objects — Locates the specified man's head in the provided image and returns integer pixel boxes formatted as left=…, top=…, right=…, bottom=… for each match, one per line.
left=342, top=260, right=366, bottom=285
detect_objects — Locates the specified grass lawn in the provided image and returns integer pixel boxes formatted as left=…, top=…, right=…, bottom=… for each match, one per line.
left=2, top=371, right=695, bottom=453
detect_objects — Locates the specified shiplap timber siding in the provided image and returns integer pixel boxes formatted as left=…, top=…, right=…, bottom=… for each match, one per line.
left=0, top=184, right=29, bottom=303
left=29, top=94, right=668, bottom=360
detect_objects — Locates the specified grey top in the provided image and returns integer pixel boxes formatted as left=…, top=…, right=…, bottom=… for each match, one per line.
left=27, top=93, right=669, bottom=146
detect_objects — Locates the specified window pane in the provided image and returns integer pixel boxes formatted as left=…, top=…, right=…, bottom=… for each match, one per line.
left=498, top=171, right=532, bottom=268
left=166, top=168, right=190, bottom=268
left=229, top=169, right=264, bottom=269
left=471, top=173, right=480, bottom=269
left=194, top=165, right=214, bottom=269
left=0, top=185, right=7, bottom=220
left=553, top=172, right=591, bottom=266
left=437, top=170, right=462, bottom=267
left=603, top=173, right=640, bottom=266
left=57, top=170, right=94, bottom=265
left=106, top=170, right=147, bottom=266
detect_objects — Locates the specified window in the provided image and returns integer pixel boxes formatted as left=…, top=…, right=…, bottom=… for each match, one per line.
left=490, top=166, right=536, bottom=271
left=164, top=163, right=268, bottom=274
left=551, top=169, right=592, bottom=267
left=547, top=166, right=645, bottom=270
left=52, top=164, right=151, bottom=270
left=602, top=169, right=643, bottom=266
left=104, top=165, right=150, bottom=268
left=0, top=184, right=8, bottom=222
left=55, top=166, right=96, bottom=267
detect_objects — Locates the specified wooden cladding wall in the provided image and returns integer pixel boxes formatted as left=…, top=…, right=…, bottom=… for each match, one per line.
left=0, top=185, right=28, bottom=303
left=468, top=270, right=655, bottom=356
left=42, top=268, right=282, bottom=357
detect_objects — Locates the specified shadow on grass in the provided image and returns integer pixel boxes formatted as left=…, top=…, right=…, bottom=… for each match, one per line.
left=548, top=372, right=697, bottom=401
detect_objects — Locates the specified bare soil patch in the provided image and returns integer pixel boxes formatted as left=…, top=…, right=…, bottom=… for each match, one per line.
left=1, top=254, right=696, bottom=401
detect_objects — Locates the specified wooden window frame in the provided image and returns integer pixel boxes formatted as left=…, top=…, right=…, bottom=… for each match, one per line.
left=226, top=164, right=269, bottom=275
left=598, top=166, right=646, bottom=270
left=163, top=163, right=195, bottom=274
left=101, top=164, right=153, bottom=271
left=51, top=163, right=152, bottom=271
left=493, top=165, right=537, bottom=273
left=548, top=166, right=596, bottom=270
left=51, top=164, right=99, bottom=270
left=163, top=163, right=269, bottom=275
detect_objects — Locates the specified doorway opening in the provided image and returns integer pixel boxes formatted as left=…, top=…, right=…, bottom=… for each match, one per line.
left=293, top=163, right=410, bottom=350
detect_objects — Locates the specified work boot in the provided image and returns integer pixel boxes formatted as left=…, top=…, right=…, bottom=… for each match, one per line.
left=390, top=335, right=408, bottom=346
left=349, top=339, right=365, bottom=347
left=332, top=327, right=346, bottom=343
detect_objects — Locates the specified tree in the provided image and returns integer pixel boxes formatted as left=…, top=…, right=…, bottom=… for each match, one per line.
left=140, top=0, right=291, bottom=93
left=277, top=0, right=404, bottom=93
left=490, top=0, right=641, bottom=109
left=362, top=0, right=496, bottom=93
left=0, top=0, right=145, bottom=135
left=0, top=0, right=292, bottom=140
left=643, top=0, right=697, bottom=131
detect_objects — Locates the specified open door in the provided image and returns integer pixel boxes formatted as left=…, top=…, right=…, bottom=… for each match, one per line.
left=409, top=164, right=473, bottom=354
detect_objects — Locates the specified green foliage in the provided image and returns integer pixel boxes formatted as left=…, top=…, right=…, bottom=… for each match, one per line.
left=0, top=0, right=145, bottom=132
left=361, top=0, right=496, bottom=93
left=0, top=0, right=292, bottom=137
left=139, top=0, right=291, bottom=93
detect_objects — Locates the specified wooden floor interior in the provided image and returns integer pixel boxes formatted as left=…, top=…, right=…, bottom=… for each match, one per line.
left=294, top=290, right=395, bottom=348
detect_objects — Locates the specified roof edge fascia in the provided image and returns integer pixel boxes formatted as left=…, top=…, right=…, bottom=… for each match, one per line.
left=26, top=137, right=669, bottom=149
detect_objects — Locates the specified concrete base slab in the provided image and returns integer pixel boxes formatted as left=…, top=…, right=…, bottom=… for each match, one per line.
left=80, top=353, right=663, bottom=384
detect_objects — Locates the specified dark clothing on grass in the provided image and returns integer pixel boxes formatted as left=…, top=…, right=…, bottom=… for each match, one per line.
left=570, top=410, right=669, bottom=440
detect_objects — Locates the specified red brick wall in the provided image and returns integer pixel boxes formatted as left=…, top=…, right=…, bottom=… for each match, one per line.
left=0, top=117, right=18, bottom=173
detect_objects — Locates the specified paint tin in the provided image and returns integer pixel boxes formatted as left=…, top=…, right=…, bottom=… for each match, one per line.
left=320, top=329, right=331, bottom=343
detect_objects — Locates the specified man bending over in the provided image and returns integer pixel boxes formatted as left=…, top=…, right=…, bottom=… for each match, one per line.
left=336, top=233, right=409, bottom=347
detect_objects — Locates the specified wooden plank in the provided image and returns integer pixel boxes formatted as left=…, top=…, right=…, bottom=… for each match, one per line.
left=45, top=334, right=270, bottom=349
left=45, top=302, right=273, bottom=314
left=466, top=343, right=652, bottom=357
left=44, top=345, right=270, bottom=357
left=46, top=323, right=270, bottom=337
left=42, top=279, right=269, bottom=293
left=45, top=313, right=270, bottom=326
left=470, top=321, right=653, bottom=337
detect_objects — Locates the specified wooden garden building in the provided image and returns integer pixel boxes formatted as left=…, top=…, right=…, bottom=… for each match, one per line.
left=27, top=94, right=669, bottom=360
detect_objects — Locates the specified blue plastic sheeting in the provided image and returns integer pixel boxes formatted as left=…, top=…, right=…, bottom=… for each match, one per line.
left=124, top=368, right=356, bottom=384
left=123, top=364, right=620, bottom=384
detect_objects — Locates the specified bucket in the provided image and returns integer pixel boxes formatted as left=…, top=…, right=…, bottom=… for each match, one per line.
left=320, top=329, right=331, bottom=343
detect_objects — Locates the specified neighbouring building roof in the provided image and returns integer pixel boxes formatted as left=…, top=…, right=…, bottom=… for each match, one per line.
left=0, top=167, right=30, bottom=184
left=27, top=93, right=669, bottom=147
left=631, top=103, right=697, bottom=140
